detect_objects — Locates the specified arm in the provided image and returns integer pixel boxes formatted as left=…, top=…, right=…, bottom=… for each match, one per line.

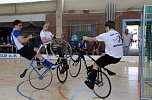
left=41, top=37, right=52, bottom=43
left=40, top=31, right=54, bottom=43
left=83, top=36, right=97, bottom=42
left=17, top=35, right=33, bottom=43
left=83, top=42, right=87, bottom=49
left=121, top=34, right=124, bottom=42
left=130, top=34, right=133, bottom=43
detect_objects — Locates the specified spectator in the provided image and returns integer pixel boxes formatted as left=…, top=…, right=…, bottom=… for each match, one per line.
left=92, top=41, right=101, bottom=55
left=122, top=29, right=132, bottom=56
left=61, top=33, right=65, bottom=40
left=78, top=38, right=87, bottom=51
left=40, top=22, right=54, bottom=54
left=70, top=40, right=77, bottom=50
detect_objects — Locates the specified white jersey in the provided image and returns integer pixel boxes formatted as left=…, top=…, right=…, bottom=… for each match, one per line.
left=40, top=30, right=54, bottom=42
left=96, top=30, right=123, bottom=58
left=122, top=33, right=132, bottom=46
left=11, top=29, right=24, bottom=50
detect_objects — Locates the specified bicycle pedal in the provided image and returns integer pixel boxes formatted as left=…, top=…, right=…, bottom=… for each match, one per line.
left=38, top=68, right=41, bottom=70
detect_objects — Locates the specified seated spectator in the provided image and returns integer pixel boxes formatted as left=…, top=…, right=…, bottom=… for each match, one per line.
left=78, top=38, right=87, bottom=51
left=70, top=40, right=77, bottom=48
left=70, top=40, right=78, bottom=53
left=92, top=41, right=101, bottom=55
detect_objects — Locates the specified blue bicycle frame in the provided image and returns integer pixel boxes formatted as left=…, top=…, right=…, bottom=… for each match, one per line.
left=29, top=59, right=51, bottom=79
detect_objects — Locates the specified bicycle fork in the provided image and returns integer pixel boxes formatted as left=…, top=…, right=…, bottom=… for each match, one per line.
left=95, top=68, right=104, bottom=86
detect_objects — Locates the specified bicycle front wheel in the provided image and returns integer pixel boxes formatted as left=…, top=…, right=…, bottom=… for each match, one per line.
left=57, top=60, right=68, bottom=83
left=93, top=71, right=111, bottom=98
left=29, top=67, right=53, bottom=90
left=69, top=53, right=81, bottom=77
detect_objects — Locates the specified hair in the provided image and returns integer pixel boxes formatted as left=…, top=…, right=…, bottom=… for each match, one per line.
left=12, top=20, right=22, bottom=27
left=42, top=21, right=49, bottom=26
left=105, top=20, right=115, bottom=29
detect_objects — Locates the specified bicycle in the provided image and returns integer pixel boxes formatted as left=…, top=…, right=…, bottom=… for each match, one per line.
left=49, top=38, right=72, bottom=83
left=69, top=47, right=111, bottom=98
left=20, top=38, right=72, bottom=89
left=20, top=42, right=53, bottom=90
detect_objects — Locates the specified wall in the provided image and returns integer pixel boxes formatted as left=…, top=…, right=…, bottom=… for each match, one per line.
left=46, top=13, right=106, bottom=40
left=46, top=11, right=141, bottom=39
left=115, top=11, right=141, bottom=34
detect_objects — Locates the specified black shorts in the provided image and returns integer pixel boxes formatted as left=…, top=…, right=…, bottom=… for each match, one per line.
left=17, top=46, right=37, bottom=60
left=96, top=54, right=121, bottom=68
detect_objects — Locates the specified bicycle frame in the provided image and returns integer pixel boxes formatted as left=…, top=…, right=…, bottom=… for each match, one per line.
left=72, top=49, right=104, bottom=82
left=76, top=49, right=103, bottom=72
left=27, top=43, right=51, bottom=79
left=29, top=59, right=51, bottom=79
left=70, top=48, right=112, bottom=98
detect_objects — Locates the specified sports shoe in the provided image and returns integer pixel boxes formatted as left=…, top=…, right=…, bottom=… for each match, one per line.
left=84, top=80, right=94, bottom=89
left=104, top=68, right=116, bottom=76
left=50, top=64, right=60, bottom=70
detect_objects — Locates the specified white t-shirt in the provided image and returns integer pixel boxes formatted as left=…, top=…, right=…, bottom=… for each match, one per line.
left=40, top=30, right=54, bottom=42
left=122, top=33, right=132, bottom=46
left=96, top=30, right=123, bottom=58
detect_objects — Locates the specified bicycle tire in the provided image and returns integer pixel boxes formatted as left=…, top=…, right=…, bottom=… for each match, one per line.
left=69, top=53, right=81, bottom=77
left=50, top=38, right=72, bottom=59
left=29, top=67, right=53, bottom=90
left=56, top=60, right=68, bottom=83
left=93, top=71, right=111, bottom=98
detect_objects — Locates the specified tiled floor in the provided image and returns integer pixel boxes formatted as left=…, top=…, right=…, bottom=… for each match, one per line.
left=0, top=59, right=138, bottom=100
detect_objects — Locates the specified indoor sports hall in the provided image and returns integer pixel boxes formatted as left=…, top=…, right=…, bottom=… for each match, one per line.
left=0, top=0, right=152, bottom=100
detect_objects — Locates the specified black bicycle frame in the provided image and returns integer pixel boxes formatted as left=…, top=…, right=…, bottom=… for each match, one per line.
left=76, top=49, right=104, bottom=81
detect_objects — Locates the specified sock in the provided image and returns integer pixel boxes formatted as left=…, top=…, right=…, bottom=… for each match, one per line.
left=88, top=69, right=98, bottom=84
left=41, top=58, right=53, bottom=67
left=36, top=58, right=40, bottom=66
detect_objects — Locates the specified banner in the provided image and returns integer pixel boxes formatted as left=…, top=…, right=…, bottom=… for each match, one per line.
left=0, top=53, right=22, bottom=58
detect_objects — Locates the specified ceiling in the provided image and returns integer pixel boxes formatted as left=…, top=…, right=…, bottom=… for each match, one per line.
left=0, top=0, right=151, bottom=15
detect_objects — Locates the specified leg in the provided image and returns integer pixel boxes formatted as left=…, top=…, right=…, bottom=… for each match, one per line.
left=85, top=63, right=98, bottom=89
left=123, top=46, right=127, bottom=56
left=92, top=49, right=95, bottom=55
left=126, top=46, right=130, bottom=56
left=34, top=47, right=59, bottom=70
left=35, top=53, right=60, bottom=70
left=96, top=54, right=116, bottom=75
left=84, top=54, right=116, bottom=89
left=96, top=49, right=99, bottom=55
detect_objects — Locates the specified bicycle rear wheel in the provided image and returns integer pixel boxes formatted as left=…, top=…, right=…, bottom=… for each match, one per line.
left=93, top=71, right=111, bottom=98
left=56, top=59, right=68, bottom=83
left=69, top=52, right=81, bottom=77
left=29, top=67, right=53, bottom=90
